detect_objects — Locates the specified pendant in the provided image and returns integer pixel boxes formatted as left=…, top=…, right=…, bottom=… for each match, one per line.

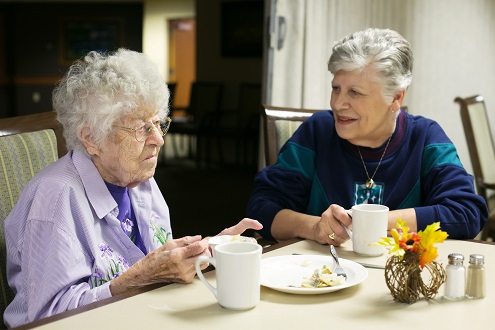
left=366, top=178, right=374, bottom=189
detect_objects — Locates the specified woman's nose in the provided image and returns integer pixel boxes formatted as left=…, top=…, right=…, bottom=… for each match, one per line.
left=146, top=127, right=165, bottom=147
left=331, top=94, right=350, bottom=110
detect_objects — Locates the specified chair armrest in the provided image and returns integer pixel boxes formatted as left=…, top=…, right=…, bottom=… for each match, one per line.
left=478, top=180, right=495, bottom=190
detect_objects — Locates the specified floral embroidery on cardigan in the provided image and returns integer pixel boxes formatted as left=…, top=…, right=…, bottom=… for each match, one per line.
left=90, top=212, right=170, bottom=287
left=90, top=242, right=130, bottom=287
left=150, top=212, right=171, bottom=245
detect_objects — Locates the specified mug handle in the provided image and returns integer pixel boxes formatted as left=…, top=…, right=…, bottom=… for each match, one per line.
left=343, top=210, right=353, bottom=240
left=195, top=255, right=217, bottom=298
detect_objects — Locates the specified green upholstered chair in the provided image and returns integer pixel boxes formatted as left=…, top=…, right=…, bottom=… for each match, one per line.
left=261, top=105, right=321, bottom=166
left=0, top=111, right=66, bottom=328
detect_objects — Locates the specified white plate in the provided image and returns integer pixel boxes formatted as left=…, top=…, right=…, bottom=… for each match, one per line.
left=260, top=254, right=368, bottom=294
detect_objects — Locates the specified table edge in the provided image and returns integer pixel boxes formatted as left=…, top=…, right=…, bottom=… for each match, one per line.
left=10, top=238, right=301, bottom=329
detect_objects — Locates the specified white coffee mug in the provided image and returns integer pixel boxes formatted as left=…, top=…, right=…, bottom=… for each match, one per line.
left=348, top=204, right=389, bottom=256
left=195, top=242, right=262, bottom=310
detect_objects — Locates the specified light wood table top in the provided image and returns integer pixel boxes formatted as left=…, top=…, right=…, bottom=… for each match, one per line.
left=18, top=239, right=494, bottom=329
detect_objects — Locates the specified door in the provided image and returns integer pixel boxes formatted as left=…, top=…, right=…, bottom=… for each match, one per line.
left=168, top=18, right=195, bottom=111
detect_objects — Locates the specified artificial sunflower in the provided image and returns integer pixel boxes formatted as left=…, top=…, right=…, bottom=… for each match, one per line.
left=374, top=218, right=448, bottom=303
left=375, top=218, right=448, bottom=268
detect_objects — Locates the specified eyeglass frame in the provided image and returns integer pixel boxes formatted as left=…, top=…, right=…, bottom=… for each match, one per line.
left=113, top=117, right=172, bottom=142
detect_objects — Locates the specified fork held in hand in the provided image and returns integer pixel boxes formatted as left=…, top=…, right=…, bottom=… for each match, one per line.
left=330, top=245, right=347, bottom=279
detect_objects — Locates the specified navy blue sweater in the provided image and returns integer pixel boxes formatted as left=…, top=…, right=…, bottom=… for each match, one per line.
left=247, top=110, right=487, bottom=241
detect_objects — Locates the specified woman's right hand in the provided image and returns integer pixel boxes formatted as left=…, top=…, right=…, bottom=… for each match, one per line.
left=314, top=204, right=352, bottom=245
left=109, top=235, right=210, bottom=296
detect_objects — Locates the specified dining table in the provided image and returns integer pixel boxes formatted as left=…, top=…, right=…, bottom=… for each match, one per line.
left=13, top=238, right=493, bottom=329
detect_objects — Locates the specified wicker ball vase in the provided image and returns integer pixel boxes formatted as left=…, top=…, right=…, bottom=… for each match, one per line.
left=384, top=251, right=446, bottom=304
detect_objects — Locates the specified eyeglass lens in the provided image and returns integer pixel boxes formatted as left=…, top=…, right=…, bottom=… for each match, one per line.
left=135, top=119, right=171, bottom=142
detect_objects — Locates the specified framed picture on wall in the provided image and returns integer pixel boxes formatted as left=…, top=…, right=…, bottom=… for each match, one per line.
left=59, top=18, right=123, bottom=66
left=221, top=1, right=263, bottom=57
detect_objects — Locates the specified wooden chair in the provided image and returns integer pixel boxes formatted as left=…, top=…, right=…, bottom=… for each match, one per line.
left=455, top=95, right=495, bottom=240
left=0, top=111, right=67, bottom=327
left=261, top=105, right=321, bottom=166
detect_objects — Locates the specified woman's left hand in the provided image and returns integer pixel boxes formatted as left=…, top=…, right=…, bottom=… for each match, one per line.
left=217, top=218, right=263, bottom=236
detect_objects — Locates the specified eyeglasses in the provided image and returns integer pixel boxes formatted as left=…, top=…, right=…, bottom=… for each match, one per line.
left=114, top=117, right=172, bottom=142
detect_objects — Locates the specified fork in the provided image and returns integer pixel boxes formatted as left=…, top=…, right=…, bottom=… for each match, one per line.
left=329, top=245, right=347, bottom=279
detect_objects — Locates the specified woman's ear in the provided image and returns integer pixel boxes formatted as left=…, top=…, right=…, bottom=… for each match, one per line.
left=80, top=126, right=99, bottom=156
left=391, top=89, right=406, bottom=112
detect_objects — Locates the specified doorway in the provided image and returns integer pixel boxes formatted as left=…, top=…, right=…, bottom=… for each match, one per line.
left=168, top=18, right=195, bottom=112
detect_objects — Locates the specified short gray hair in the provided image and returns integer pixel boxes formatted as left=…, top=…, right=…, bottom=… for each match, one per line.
left=52, top=48, right=170, bottom=152
left=328, top=28, right=413, bottom=101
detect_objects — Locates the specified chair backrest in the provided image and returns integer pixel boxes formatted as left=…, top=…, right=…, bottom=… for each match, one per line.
left=188, top=81, right=223, bottom=119
left=455, top=95, right=495, bottom=205
left=0, top=111, right=67, bottom=327
left=261, top=105, right=321, bottom=166
left=0, top=111, right=67, bottom=158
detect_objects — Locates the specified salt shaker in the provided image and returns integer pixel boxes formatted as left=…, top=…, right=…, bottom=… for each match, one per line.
left=444, top=253, right=465, bottom=300
left=465, top=254, right=485, bottom=299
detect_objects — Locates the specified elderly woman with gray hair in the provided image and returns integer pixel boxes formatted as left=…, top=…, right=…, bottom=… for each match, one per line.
left=4, top=49, right=261, bottom=327
left=247, top=27, right=487, bottom=245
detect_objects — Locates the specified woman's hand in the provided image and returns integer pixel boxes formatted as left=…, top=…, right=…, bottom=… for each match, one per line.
left=313, top=204, right=352, bottom=246
left=217, top=218, right=263, bottom=236
left=109, top=236, right=211, bottom=296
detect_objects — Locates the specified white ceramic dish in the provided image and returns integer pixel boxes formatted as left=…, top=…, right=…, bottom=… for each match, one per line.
left=208, top=235, right=256, bottom=255
left=260, top=254, right=368, bottom=294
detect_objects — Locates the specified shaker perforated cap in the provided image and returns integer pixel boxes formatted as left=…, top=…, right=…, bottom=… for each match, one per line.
left=447, top=253, right=464, bottom=265
left=469, top=254, right=484, bottom=265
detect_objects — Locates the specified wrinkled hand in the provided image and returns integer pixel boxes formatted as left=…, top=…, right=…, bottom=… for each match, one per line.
left=110, top=235, right=211, bottom=296
left=313, top=204, right=351, bottom=246
left=217, top=218, right=263, bottom=236
left=162, top=235, right=204, bottom=251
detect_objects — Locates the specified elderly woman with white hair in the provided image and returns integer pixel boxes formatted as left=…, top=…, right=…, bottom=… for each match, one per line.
left=4, top=49, right=261, bottom=327
left=247, top=27, right=487, bottom=245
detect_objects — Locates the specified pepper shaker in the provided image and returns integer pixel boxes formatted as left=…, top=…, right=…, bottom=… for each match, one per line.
left=465, top=254, right=485, bottom=299
left=444, top=253, right=465, bottom=300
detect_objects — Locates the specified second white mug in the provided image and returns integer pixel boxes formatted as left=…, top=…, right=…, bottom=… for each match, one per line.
left=349, top=204, right=389, bottom=256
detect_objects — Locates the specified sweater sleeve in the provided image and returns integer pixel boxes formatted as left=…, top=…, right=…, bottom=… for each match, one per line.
left=4, top=216, right=113, bottom=327
left=3, top=175, right=114, bottom=328
left=246, top=119, right=319, bottom=241
left=246, top=166, right=313, bottom=241
left=415, top=160, right=488, bottom=239
left=413, top=122, right=488, bottom=239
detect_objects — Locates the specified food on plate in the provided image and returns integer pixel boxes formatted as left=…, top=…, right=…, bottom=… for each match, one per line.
left=230, top=234, right=242, bottom=241
left=299, top=265, right=346, bottom=288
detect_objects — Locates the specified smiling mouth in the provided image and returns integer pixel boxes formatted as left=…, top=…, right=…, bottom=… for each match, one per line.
left=337, top=116, right=356, bottom=123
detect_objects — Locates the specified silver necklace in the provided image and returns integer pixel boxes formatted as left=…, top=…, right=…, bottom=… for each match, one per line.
left=357, top=136, right=392, bottom=188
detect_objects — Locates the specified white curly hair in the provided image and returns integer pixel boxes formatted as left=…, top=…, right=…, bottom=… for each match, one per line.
left=52, top=48, right=170, bottom=152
